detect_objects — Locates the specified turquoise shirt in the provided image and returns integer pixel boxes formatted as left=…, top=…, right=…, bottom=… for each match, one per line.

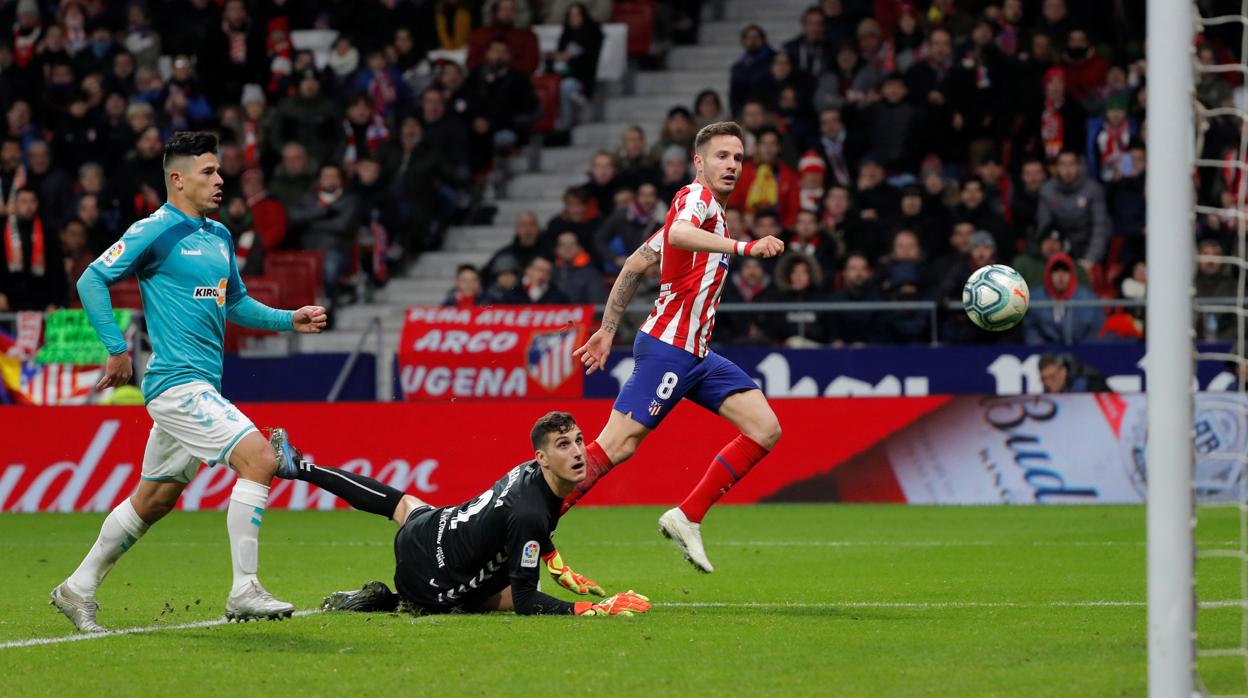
left=79, top=203, right=293, bottom=402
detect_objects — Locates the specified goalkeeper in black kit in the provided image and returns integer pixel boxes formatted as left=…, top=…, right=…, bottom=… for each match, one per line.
left=271, top=412, right=650, bottom=617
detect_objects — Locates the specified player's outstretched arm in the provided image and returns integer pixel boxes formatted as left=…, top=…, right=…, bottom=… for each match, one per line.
left=543, top=549, right=606, bottom=596
left=573, top=243, right=659, bottom=375
left=223, top=240, right=326, bottom=332
left=575, top=591, right=651, bottom=616
left=667, top=219, right=784, bottom=258
left=78, top=270, right=133, bottom=390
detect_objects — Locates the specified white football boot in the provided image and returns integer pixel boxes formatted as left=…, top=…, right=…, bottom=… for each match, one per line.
left=50, top=582, right=106, bottom=633
left=658, top=508, right=714, bottom=573
left=225, top=580, right=295, bottom=621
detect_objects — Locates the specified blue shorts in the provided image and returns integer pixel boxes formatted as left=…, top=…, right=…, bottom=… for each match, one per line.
left=613, top=333, right=758, bottom=429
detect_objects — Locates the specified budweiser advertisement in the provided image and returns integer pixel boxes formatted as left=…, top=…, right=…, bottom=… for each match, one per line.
left=765, top=393, right=1248, bottom=505
left=3, top=395, right=1243, bottom=512
left=395, top=305, right=593, bottom=401
left=0, top=399, right=944, bottom=512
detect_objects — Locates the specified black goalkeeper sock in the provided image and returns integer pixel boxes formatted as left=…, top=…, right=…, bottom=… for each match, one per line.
left=294, top=461, right=405, bottom=518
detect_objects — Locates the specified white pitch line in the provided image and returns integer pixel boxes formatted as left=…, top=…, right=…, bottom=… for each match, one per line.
left=658, top=601, right=1148, bottom=609
left=0, top=609, right=321, bottom=650
left=3, top=598, right=1193, bottom=650
left=586, top=540, right=1158, bottom=548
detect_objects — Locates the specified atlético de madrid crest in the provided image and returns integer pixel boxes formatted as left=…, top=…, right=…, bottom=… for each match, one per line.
left=526, top=328, right=578, bottom=391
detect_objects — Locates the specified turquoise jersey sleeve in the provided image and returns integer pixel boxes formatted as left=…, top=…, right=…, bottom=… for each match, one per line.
left=77, top=220, right=165, bottom=355
left=77, top=269, right=128, bottom=355
left=224, top=233, right=294, bottom=331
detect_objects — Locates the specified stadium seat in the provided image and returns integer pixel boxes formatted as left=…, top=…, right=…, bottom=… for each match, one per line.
left=466, top=28, right=541, bottom=75
left=530, top=74, right=562, bottom=135
left=265, top=250, right=325, bottom=309
left=225, top=276, right=283, bottom=352
left=109, top=279, right=143, bottom=311
left=523, top=73, right=564, bottom=172
left=610, top=1, right=656, bottom=58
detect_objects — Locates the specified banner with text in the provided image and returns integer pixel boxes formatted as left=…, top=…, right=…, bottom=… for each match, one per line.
left=4, top=395, right=1242, bottom=511
left=0, top=399, right=945, bottom=511
left=584, top=342, right=1238, bottom=398
left=396, top=306, right=592, bottom=401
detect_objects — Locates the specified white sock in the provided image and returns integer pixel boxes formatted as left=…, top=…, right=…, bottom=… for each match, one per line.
left=227, top=479, right=270, bottom=594
left=65, top=498, right=150, bottom=597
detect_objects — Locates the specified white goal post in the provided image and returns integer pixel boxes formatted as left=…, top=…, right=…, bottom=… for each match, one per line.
left=1146, top=0, right=1195, bottom=696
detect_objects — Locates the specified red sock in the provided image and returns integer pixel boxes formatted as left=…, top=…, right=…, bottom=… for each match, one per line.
left=560, top=441, right=614, bottom=515
left=679, top=435, right=769, bottom=523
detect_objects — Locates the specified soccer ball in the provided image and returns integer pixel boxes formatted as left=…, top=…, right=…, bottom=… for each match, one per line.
left=962, top=264, right=1029, bottom=331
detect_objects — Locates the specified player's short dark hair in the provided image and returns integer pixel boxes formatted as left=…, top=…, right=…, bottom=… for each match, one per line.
left=694, top=121, right=744, bottom=153
left=531, top=411, right=578, bottom=451
left=163, top=131, right=217, bottom=171
left=456, top=263, right=478, bottom=276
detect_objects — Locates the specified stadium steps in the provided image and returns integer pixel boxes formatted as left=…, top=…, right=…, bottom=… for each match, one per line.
left=508, top=145, right=599, bottom=172
left=718, top=0, right=813, bottom=22
left=506, top=171, right=593, bottom=200
left=700, top=20, right=795, bottom=44
left=635, top=71, right=730, bottom=96
left=404, top=250, right=495, bottom=282
left=305, top=0, right=781, bottom=347
left=443, top=225, right=518, bottom=253
left=571, top=121, right=641, bottom=147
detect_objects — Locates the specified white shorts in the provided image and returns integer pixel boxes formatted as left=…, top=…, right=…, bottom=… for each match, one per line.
left=141, top=382, right=257, bottom=484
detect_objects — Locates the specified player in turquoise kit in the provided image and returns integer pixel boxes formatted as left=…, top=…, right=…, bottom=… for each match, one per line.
left=50, top=132, right=328, bottom=631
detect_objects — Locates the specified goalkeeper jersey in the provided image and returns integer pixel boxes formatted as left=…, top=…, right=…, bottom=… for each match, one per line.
left=393, top=460, right=574, bottom=615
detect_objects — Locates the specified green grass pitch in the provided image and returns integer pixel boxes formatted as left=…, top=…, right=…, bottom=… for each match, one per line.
left=1, top=505, right=1242, bottom=696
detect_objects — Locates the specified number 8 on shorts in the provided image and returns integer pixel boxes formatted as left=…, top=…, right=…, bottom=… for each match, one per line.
left=656, top=372, right=679, bottom=400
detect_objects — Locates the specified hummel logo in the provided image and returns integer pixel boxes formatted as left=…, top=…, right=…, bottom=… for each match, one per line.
left=181, top=249, right=203, bottom=256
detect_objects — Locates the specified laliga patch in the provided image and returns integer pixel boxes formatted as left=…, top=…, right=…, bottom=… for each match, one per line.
left=521, top=540, right=540, bottom=568
left=99, top=240, right=125, bottom=267
left=692, top=198, right=707, bottom=219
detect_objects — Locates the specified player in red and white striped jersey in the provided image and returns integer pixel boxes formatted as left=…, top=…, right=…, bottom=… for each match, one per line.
left=566, top=122, right=785, bottom=573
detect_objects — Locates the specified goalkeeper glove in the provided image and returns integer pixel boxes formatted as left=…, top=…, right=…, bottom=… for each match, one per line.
left=543, top=549, right=605, bottom=596
left=574, top=590, right=651, bottom=616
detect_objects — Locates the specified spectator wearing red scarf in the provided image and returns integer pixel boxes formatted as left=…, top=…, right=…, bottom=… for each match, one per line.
left=442, top=264, right=483, bottom=307
left=1087, top=93, right=1138, bottom=182
left=1036, top=67, right=1086, bottom=166
left=1, top=188, right=67, bottom=311
left=351, top=51, right=412, bottom=120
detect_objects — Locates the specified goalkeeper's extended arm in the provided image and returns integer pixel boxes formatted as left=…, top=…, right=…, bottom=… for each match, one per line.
left=542, top=549, right=605, bottom=596
left=574, top=591, right=651, bottom=616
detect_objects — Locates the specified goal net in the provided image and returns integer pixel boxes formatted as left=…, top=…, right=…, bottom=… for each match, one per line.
left=1180, top=1, right=1248, bottom=696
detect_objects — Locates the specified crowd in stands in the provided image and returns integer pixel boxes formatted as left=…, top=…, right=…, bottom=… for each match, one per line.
left=2, top=0, right=1244, bottom=349
left=0, top=0, right=686, bottom=323
left=467, top=0, right=1245, bottom=347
